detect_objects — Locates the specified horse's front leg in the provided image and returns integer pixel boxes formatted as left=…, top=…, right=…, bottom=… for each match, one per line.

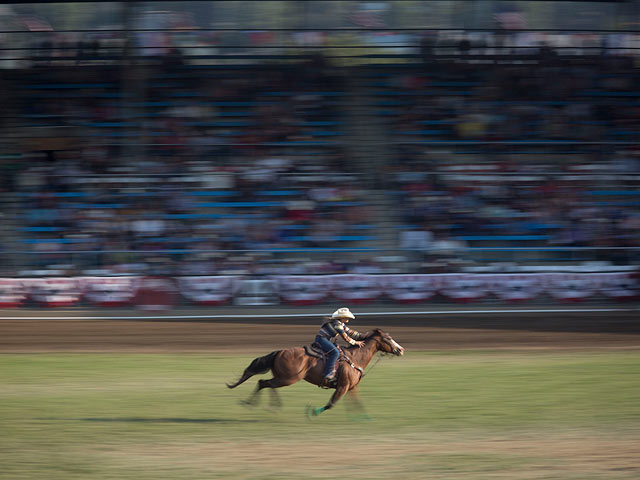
left=307, top=383, right=349, bottom=417
left=346, top=386, right=371, bottom=421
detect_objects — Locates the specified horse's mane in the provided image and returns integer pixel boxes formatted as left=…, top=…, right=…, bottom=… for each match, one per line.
left=364, top=328, right=385, bottom=339
left=341, top=329, right=385, bottom=353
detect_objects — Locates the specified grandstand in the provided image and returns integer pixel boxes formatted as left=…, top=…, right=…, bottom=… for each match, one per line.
left=0, top=0, right=639, bottom=284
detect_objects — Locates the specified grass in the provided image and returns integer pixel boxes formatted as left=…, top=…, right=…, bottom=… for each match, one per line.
left=1, top=351, right=639, bottom=479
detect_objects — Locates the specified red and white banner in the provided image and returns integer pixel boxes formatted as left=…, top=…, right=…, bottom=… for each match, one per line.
left=81, top=276, right=139, bottom=307
left=595, top=272, right=639, bottom=301
left=273, top=275, right=331, bottom=305
left=543, top=273, right=601, bottom=302
left=133, top=276, right=177, bottom=311
left=380, top=274, right=441, bottom=303
left=178, top=276, right=236, bottom=306
left=483, top=274, right=542, bottom=303
left=1, top=272, right=637, bottom=308
left=439, top=274, right=488, bottom=303
left=26, top=277, right=82, bottom=307
left=0, top=278, right=27, bottom=308
left=329, top=274, right=383, bottom=304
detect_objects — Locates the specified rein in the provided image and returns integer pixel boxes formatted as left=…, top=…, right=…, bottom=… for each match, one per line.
left=361, top=353, right=386, bottom=378
left=340, top=352, right=364, bottom=376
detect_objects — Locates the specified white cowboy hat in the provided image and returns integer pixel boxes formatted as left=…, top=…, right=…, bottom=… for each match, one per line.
left=331, top=307, right=355, bottom=320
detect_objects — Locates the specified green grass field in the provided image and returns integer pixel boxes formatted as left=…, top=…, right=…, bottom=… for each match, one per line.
left=1, top=351, right=639, bottom=479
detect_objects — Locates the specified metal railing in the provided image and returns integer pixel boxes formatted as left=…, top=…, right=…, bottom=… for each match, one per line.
left=1, top=26, right=640, bottom=68
left=2, top=247, right=638, bottom=277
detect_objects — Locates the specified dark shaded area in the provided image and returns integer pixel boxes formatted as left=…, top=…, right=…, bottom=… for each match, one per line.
left=38, top=417, right=258, bottom=424
left=123, top=311, right=640, bottom=335
left=2, top=310, right=638, bottom=353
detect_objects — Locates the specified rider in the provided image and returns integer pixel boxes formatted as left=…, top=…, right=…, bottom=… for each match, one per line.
left=315, top=307, right=365, bottom=384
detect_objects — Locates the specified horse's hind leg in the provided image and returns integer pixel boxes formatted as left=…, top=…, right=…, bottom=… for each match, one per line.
left=263, top=377, right=299, bottom=410
left=239, top=379, right=268, bottom=407
left=241, top=377, right=293, bottom=409
left=267, top=387, right=282, bottom=410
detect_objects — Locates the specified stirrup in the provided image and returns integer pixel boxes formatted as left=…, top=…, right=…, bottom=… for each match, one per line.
left=321, top=374, right=336, bottom=389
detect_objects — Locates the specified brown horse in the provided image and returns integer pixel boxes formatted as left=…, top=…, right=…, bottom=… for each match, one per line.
left=226, top=328, right=405, bottom=416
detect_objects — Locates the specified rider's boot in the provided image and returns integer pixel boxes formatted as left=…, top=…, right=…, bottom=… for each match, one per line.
left=322, top=367, right=337, bottom=388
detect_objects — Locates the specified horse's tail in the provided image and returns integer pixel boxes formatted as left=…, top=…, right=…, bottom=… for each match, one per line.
left=226, top=350, right=280, bottom=389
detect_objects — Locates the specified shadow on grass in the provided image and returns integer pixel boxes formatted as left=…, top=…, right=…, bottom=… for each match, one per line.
left=39, top=417, right=259, bottom=424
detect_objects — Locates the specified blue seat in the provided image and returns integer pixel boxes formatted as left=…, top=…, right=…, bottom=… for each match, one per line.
left=429, top=81, right=480, bottom=87
left=165, top=92, right=203, bottom=97
left=165, top=213, right=247, bottom=219
left=142, top=237, right=208, bottom=243
left=258, top=91, right=346, bottom=97
left=375, top=100, right=413, bottom=106
left=310, top=131, right=344, bottom=137
left=267, top=140, right=338, bottom=146
left=593, top=201, right=640, bottom=207
left=73, top=203, right=126, bottom=209
left=22, top=226, right=64, bottom=232
left=350, top=224, right=376, bottom=230
left=417, top=120, right=456, bottom=125
left=88, top=132, right=139, bottom=137
left=457, top=235, right=550, bottom=241
left=321, top=201, right=365, bottom=207
left=188, top=191, right=239, bottom=197
left=256, top=190, right=303, bottom=196
left=197, top=201, right=284, bottom=208
left=281, top=224, right=309, bottom=231
left=185, top=121, right=253, bottom=127
left=579, top=90, right=640, bottom=97
left=24, top=83, right=116, bottom=89
left=587, top=190, right=640, bottom=196
left=54, top=192, right=86, bottom=198
left=209, top=101, right=261, bottom=107
left=286, top=235, right=378, bottom=242
left=86, top=122, right=141, bottom=128
left=611, top=130, right=639, bottom=136
left=397, top=130, right=449, bottom=136
left=297, top=121, right=344, bottom=127
left=23, top=238, right=78, bottom=244
left=218, top=111, right=252, bottom=117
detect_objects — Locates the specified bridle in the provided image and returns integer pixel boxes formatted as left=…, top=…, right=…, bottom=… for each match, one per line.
left=361, top=352, right=386, bottom=378
left=352, top=332, right=395, bottom=379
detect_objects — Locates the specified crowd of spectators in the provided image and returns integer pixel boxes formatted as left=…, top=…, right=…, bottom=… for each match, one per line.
left=366, top=55, right=640, bottom=269
left=382, top=54, right=640, bottom=144
left=1, top=48, right=639, bottom=276
left=2, top=59, right=380, bottom=276
left=393, top=156, right=640, bottom=263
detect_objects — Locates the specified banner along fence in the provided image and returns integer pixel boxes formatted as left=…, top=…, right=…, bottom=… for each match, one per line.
left=1, top=272, right=638, bottom=309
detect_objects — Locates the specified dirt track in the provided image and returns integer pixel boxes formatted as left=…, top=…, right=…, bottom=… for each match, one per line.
left=1, top=310, right=638, bottom=352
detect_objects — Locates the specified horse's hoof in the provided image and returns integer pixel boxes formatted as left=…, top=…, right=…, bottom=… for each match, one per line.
left=238, top=399, right=255, bottom=408
left=305, top=405, right=316, bottom=419
left=306, top=405, right=324, bottom=419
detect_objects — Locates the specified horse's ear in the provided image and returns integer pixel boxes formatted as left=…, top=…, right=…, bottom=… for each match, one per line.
left=372, top=328, right=384, bottom=336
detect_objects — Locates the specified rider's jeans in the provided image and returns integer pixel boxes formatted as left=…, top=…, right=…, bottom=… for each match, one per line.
left=315, top=335, right=339, bottom=378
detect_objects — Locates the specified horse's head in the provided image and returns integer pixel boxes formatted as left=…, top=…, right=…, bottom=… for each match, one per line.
left=368, top=328, right=405, bottom=356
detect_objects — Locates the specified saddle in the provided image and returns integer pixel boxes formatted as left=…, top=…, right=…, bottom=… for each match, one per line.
left=304, top=341, right=344, bottom=359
